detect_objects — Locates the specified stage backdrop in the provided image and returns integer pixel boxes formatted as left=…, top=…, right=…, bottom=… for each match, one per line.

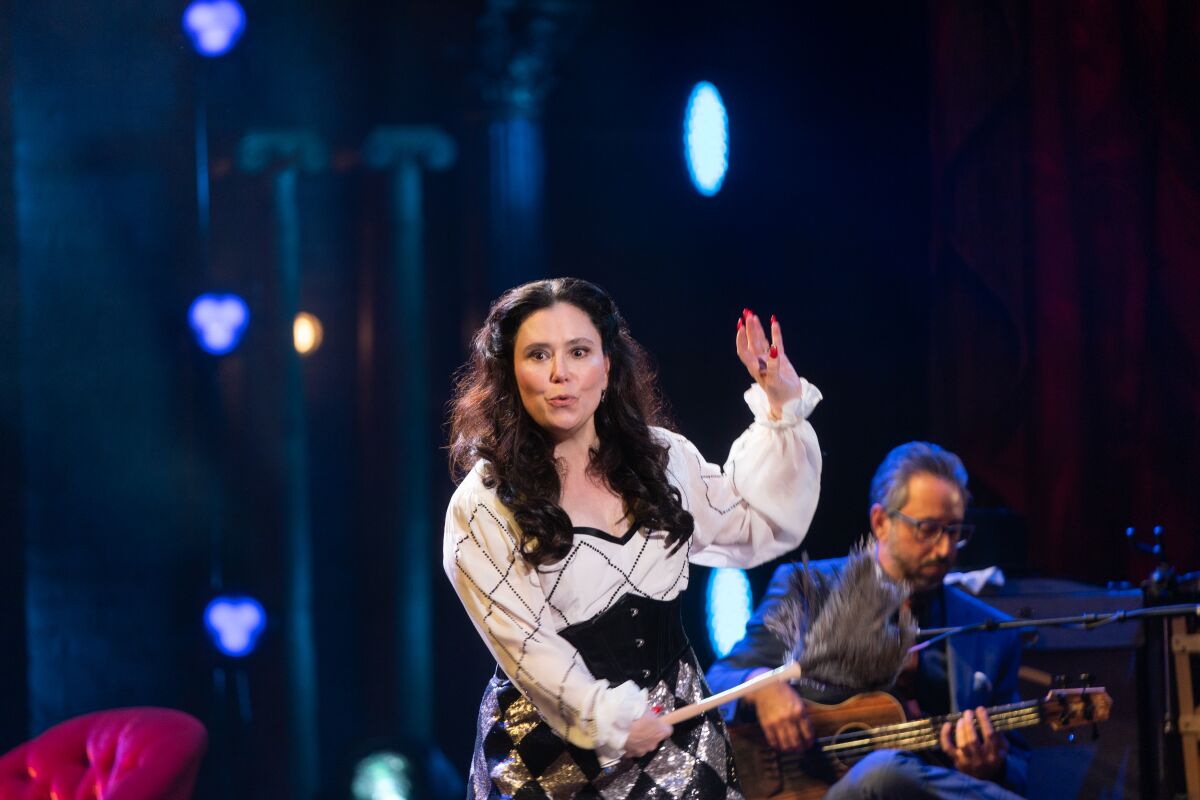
left=930, top=0, right=1200, bottom=585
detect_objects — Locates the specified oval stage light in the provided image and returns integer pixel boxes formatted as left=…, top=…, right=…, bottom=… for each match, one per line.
left=684, top=81, right=729, bottom=197
left=706, top=567, right=752, bottom=659
left=293, top=311, right=324, bottom=356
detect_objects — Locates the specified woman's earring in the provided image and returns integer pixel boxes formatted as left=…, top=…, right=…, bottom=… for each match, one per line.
left=600, top=388, right=607, bottom=402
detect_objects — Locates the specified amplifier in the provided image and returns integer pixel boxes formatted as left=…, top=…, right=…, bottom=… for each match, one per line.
left=981, top=579, right=1143, bottom=800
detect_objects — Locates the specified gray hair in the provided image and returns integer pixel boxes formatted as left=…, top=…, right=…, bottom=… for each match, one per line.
left=868, top=441, right=970, bottom=513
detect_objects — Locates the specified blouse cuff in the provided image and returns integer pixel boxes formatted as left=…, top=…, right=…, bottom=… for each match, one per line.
left=594, top=680, right=649, bottom=763
left=743, top=381, right=822, bottom=428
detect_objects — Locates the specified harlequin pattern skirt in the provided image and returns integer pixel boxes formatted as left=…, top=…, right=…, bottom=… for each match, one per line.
left=467, top=651, right=744, bottom=800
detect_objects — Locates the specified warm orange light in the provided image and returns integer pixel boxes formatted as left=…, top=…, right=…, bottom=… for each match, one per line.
left=293, top=312, right=323, bottom=355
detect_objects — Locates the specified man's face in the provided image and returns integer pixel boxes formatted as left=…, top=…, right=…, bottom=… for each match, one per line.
left=871, top=472, right=965, bottom=592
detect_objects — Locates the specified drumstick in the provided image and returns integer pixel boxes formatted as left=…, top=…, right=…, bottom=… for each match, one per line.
left=659, top=661, right=801, bottom=725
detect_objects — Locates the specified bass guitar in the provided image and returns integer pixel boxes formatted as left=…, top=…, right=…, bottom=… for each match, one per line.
left=729, top=686, right=1111, bottom=800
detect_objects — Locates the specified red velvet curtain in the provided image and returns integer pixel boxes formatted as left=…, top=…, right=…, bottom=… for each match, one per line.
left=930, top=0, right=1200, bottom=583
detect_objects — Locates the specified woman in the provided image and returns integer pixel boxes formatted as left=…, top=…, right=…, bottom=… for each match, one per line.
left=444, top=278, right=822, bottom=798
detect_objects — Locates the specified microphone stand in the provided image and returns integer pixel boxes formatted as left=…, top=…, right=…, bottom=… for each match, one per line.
left=917, top=521, right=1198, bottom=800
left=915, top=603, right=1200, bottom=646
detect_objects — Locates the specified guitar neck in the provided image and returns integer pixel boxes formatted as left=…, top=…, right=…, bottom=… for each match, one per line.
left=817, top=699, right=1043, bottom=758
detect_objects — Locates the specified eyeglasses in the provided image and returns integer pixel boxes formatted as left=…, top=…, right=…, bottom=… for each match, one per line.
left=888, top=510, right=975, bottom=549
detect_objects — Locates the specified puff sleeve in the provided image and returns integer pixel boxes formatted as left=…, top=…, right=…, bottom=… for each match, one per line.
left=662, top=380, right=822, bottom=568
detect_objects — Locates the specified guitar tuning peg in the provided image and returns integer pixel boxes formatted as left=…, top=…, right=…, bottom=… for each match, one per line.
left=1067, top=731, right=1076, bottom=743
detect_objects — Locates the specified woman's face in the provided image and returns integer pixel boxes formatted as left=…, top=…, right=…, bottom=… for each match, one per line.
left=512, top=302, right=610, bottom=444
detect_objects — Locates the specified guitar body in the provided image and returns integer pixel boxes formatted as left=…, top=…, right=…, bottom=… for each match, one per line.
left=730, top=692, right=908, bottom=800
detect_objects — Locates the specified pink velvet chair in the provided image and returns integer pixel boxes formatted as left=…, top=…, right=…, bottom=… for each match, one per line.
left=0, top=707, right=207, bottom=800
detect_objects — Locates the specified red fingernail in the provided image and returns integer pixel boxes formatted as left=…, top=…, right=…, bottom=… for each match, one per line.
left=771, top=314, right=777, bottom=324
left=652, top=705, right=663, bottom=714
left=742, top=308, right=750, bottom=319
left=737, top=318, right=744, bottom=330
left=770, top=345, right=778, bottom=359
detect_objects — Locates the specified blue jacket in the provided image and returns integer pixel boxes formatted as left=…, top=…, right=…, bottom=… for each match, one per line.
left=706, top=558, right=1028, bottom=794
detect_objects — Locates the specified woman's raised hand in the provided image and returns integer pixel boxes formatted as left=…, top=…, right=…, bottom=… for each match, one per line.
left=736, top=309, right=805, bottom=421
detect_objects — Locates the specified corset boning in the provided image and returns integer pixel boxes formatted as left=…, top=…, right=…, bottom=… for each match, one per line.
left=557, top=594, right=690, bottom=690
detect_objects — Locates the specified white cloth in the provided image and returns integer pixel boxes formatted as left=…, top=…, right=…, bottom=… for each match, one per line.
left=943, top=566, right=1006, bottom=595
left=443, top=382, right=823, bottom=760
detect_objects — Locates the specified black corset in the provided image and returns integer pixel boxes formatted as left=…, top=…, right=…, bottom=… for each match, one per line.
left=557, top=594, right=690, bottom=689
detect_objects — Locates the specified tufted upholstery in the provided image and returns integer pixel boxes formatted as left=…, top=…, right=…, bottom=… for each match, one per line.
left=0, top=708, right=206, bottom=800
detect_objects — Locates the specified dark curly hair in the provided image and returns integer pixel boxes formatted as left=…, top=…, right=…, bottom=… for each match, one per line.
left=448, top=278, right=694, bottom=567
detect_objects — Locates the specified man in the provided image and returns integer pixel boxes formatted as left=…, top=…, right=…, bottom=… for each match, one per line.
left=707, top=441, right=1027, bottom=798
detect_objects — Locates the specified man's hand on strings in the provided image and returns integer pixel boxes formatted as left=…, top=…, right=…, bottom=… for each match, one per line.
left=939, top=706, right=1008, bottom=781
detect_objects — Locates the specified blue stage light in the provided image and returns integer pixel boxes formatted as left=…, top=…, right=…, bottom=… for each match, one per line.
left=684, top=81, right=729, bottom=197
left=706, top=568, right=753, bottom=659
left=189, top=293, right=249, bottom=355
left=182, top=0, right=246, bottom=57
left=205, top=596, right=266, bottom=657
left=352, top=752, right=415, bottom=800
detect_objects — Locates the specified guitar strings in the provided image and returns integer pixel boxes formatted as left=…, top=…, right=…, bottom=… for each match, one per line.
left=812, top=700, right=1039, bottom=747
left=771, top=705, right=1044, bottom=767
left=818, top=706, right=1042, bottom=753
left=762, top=692, right=1101, bottom=771
left=813, top=707, right=1043, bottom=760
left=820, top=707, right=1043, bottom=757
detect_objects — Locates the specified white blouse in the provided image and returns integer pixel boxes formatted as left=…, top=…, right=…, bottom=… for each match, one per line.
left=443, top=382, right=822, bottom=761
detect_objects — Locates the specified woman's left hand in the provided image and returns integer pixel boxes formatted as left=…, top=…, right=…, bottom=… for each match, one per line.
left=736, top=309, right=804, bottom=421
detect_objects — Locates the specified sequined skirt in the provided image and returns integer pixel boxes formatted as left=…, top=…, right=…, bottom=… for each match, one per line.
left=468, top=650, right=744, bottom=800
